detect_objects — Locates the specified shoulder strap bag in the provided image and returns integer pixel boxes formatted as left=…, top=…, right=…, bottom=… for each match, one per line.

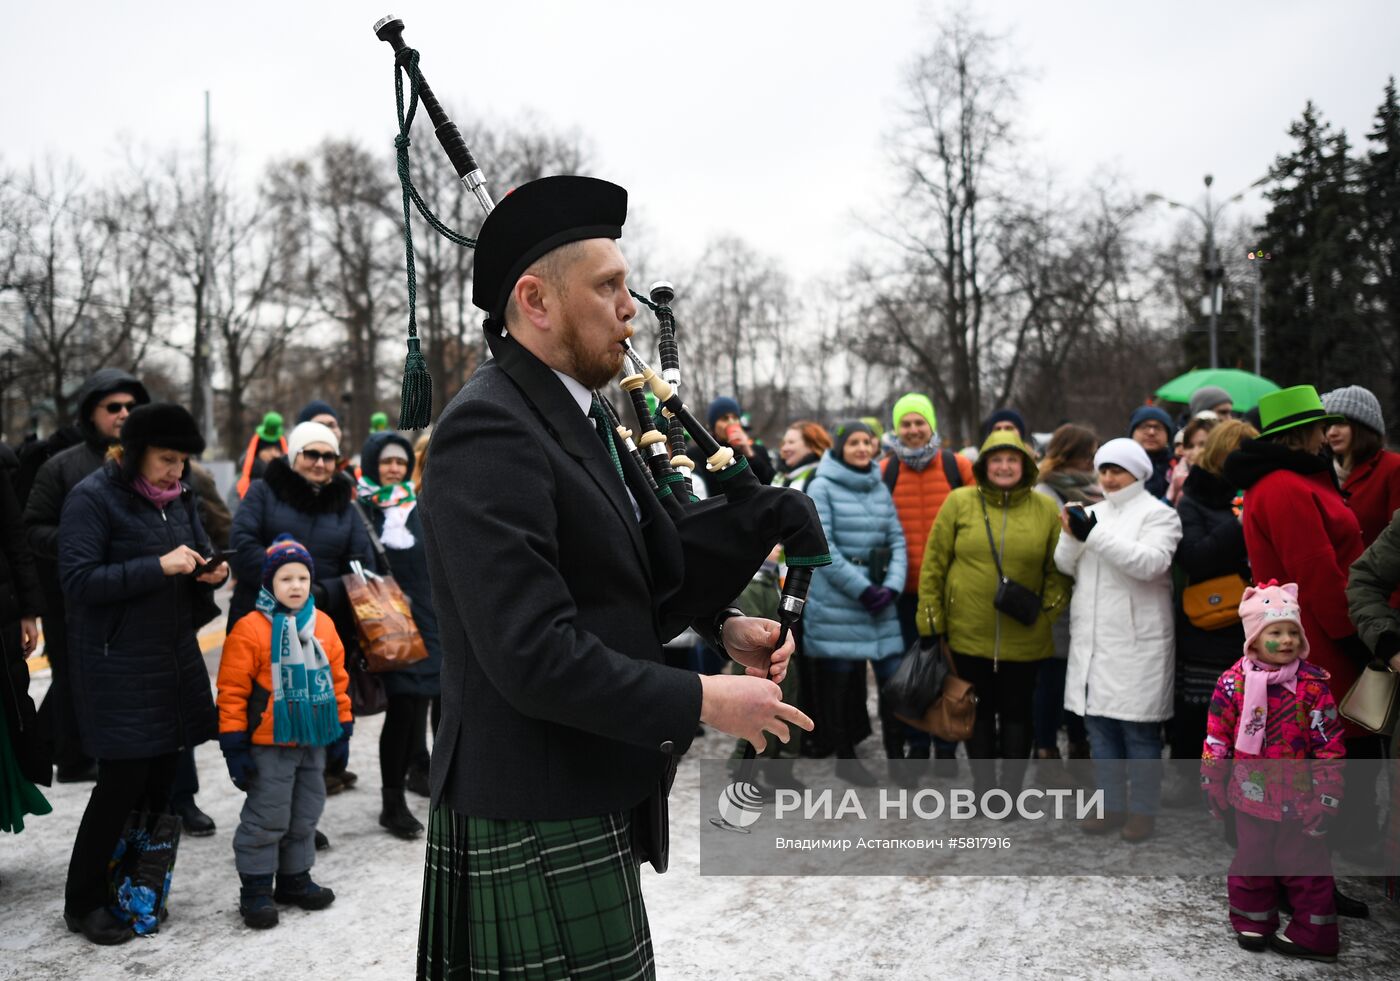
left=979, top=493, right=1042, bottom=628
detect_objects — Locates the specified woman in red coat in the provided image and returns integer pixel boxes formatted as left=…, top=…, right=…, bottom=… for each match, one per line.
left=1224, top=385, right=1378, bottom=915
left=1322, top=385, right=1400, bottom=548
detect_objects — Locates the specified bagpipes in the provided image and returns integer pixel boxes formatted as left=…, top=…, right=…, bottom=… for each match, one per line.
left=371, top=15, right=830, bottom=680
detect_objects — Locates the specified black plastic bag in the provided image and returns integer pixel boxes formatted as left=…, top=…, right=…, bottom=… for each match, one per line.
left=880, top=638, right=948, bottom=720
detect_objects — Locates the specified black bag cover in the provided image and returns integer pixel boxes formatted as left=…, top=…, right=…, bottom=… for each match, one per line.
left=881, top=638, right=950, bottom=719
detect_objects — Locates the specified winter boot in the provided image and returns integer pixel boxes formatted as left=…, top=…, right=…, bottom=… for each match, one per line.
left=273, top=870, right=336, bottom=911
left=835, top=756, right=879, bottom=787
left=313, top=829, right=330, bottom=851
left=1234, top=931, right=1270, bottom=952
left=1120, top=814, right=1155, bottom=843
left=64, top=907, right=133, bottom=945
left=1080, top=811, right=1126, bottom=835
left=1267, top=932, right=1337, bottom=963
left=380, top=788, right=425, bottom=839
left=405, top=763, right=431, bottom=798
left=877, top=694, right=906, bottom=761
left=238, top=874, right=278, bottom=930
left=173, top=797, right=216, bottom=837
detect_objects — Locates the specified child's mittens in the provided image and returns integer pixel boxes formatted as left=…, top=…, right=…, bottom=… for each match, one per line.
left=327, top=721, right=354, bottom=771
left=1200, top=769, right=1229, bottom=820
left=1298, top=792, right=1341, bottom=838
left=219, top=732, right=257, bottom=791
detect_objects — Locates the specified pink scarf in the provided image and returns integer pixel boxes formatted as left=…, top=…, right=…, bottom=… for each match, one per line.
left=1234, top=654, right=1300, bottom=755
left=133, top=474, right=182, bottom=508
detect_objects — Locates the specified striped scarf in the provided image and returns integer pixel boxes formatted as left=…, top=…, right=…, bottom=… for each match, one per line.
left=255, top=588, right=342, bottom=747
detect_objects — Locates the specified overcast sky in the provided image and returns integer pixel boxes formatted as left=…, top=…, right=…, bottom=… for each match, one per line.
left=4, top=1, right=1397, bottom=286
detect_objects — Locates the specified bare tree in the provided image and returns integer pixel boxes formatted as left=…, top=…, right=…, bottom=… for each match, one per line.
left=0, top=162, right=166, bottom=425
left=857, top=12, right=1021, bottom=440
left=266, top=139, right=401, bottom=442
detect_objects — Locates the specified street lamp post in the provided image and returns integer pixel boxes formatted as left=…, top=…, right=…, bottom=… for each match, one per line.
left=1145, top=174, right=1258, bottom=370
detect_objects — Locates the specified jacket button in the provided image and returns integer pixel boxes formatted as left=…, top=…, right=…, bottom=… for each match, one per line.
left=658, top=740, right=674, bottom=754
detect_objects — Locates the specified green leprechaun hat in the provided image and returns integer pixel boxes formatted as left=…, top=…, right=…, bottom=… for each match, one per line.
left=255, top=411, right=284, bottom=443
left=1256, top=385, right=1343, bottom=439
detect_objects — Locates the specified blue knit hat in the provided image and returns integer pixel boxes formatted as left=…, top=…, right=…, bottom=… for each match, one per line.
left=262, top=534, right=315, bottom=589
left=296, top=399, right=340, bottom=426
left=1128, top=404, right=1174, bottom=437
left=707, top=396, right=742, bottom=429
left=980, top=407, right=1028, bottom=442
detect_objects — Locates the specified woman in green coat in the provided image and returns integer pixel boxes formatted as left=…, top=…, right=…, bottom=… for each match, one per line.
left=918, top=431, right=1070, bottom=798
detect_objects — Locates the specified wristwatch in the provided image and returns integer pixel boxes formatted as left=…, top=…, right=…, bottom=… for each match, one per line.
left=712, top=607, right=745, bottom=659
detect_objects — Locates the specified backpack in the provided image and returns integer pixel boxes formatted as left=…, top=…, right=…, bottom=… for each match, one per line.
left=883, top=449, right=963, bottom=494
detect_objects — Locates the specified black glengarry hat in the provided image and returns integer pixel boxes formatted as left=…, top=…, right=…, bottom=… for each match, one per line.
left=471, top=175, right=627, bottom=325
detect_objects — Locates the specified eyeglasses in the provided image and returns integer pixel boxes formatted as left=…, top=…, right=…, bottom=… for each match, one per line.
left=101, top=400, right=137, bottom=414
left=301, top=449, right=338, bottom=465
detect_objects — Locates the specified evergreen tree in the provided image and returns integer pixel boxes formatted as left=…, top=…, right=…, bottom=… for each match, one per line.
left=1361, top=77, right=1400, bottom=438
left=1257, top=103, right=1370, bottom=392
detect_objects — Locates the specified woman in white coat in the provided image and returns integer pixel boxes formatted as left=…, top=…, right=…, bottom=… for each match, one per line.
left=1054, top=438, right=1182, bottom=843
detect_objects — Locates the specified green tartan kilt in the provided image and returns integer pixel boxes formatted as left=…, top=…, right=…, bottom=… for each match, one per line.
left=417, top=807, right=655, bottom=980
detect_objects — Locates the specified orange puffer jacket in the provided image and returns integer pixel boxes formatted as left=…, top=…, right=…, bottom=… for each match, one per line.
left=882, top=451, right=976, bottom=594
left=217, top=608, right=353, bottom=745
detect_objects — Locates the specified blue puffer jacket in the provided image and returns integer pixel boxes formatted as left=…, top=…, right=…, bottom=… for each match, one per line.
left=358, top=433, right=441, bottom=698
left=803, top=452, right=907, bottom=661
left=59, top=462, right=219, bottom=760
left=228, top=455, right=373, bottom=652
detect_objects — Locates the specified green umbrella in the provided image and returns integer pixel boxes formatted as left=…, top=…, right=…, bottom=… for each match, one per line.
left=1154, top=368, right=1282, bottom=413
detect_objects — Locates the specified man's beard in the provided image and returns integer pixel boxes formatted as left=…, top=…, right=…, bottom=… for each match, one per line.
left=559, top=316, right=624, bottom=390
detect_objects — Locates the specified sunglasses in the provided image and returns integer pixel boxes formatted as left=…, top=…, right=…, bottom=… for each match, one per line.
left=301, top=449, right=339, bottom=464
left=101, top=400, right=137, bottom=414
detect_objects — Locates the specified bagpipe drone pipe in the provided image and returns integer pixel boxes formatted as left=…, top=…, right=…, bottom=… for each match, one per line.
left=371, top=15, right=831, bottom=660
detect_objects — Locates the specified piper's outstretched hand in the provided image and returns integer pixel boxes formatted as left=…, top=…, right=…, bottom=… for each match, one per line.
left=698, top=674, right=814, bottom=752
left=722, top=616, right=797, bottom=684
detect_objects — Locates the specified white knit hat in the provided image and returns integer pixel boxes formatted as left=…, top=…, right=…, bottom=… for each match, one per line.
left=1093, top=437, right=1153, bottom=482
left=288, top=420, right=340, bottom=459
left=1321, top=385, right=1384, bottom=436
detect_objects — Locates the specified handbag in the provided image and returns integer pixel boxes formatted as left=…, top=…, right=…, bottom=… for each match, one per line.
left=1182, top=573, right=1248, bottom=630
left=346, top=650, right=388, bottom=716
left=896, top=640, right=977, bottom=743
left=343, top=506, right=429, bottom=673
left=1338, top=661, right=1400, bottom=736
left=881, top=637, right=945, bottom=720
left=979, top=495, right=1042, bottom=627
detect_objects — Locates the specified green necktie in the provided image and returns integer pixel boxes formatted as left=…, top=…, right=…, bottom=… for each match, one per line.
left=588, top=396, right=626, bottom=482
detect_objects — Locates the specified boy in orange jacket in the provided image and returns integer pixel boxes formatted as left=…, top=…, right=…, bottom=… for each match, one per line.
left=217, top=535, right=352, bottom=929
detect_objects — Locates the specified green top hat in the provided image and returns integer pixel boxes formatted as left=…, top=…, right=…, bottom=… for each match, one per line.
left=370, top=411, right=389, bottom=432
left=1256, top=385, right=1343, bottom=440
left=255, top=411, right=284, bottom=443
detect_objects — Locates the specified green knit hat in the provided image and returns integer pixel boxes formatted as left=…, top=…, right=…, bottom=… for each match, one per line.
left=255, top=411, right=284, bottom=443
left=370, top=411, right=389, bottom=433
left=891, top=393, right=937, bottom=434
left=1256, top=385, right=1343, bottom=440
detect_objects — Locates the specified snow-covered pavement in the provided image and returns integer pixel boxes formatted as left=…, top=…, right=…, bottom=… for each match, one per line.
left=3, top=655, right=1398, bottom=980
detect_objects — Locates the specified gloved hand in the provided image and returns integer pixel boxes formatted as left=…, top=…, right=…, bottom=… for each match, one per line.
left=219, top=732, right=257, bottom=791
left=859, top=586, right=896, bottom=615
left=1337, top=634, right=1374, bottom=669
left=1065, top=506, right=1098, bottom=542
left=1200, top=770, right=1229, bottom=820
left=1298, top=792, right=1340, bottom=838
left=326, top=721, right=354, bottom=772
left=919, top=633, right=938, bottom=653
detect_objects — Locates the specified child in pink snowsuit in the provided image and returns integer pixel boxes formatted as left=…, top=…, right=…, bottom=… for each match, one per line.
left=1201, top=581, right=1345, bottom=962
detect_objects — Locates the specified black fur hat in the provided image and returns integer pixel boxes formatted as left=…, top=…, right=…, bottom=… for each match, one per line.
left=120, top=402, right=206, bottom=458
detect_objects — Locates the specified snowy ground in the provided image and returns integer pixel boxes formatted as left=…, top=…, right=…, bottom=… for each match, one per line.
left=3, top=631, right=1398, bottom=979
